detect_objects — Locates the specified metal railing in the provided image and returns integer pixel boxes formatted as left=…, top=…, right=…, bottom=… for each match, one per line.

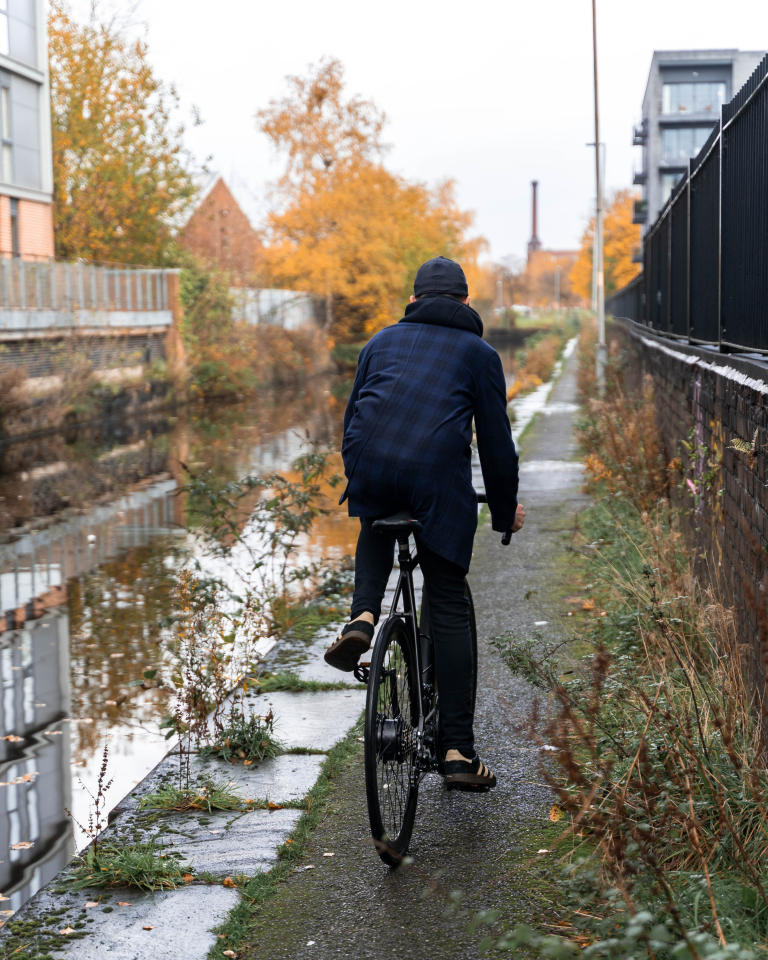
left=0, top=259, right=168, bottom=313
left=607, top=53, right=768, bottom=354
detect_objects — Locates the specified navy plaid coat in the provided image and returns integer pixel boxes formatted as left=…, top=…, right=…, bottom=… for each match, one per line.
left=340, top=295, right=519, bottom=570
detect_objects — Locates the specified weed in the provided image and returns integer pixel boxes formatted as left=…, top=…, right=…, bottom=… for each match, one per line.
left=198, top=710, right=283, bottom=765
left=254, top=671, right=360, bottom=693
left=69, top=840, right=190, bottom=891
left=139, top=777, right=244, bottom=813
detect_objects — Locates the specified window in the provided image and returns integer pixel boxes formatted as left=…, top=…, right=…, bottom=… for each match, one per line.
left=661, top=172, right=684, bottom=206
left=663, top=82, right=726, bottom=116
left=661, top=126, right=713, bottom=165
left=1, top=83, right=11, bottom=183
left=10, top=197, right=19, bottom=256
left=0, top=0, right=8, bottom=58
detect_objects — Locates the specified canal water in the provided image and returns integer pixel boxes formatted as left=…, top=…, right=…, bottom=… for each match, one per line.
left=0, top=343, right=524, bottom=912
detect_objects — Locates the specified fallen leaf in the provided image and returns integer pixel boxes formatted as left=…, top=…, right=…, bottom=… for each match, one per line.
left=537, top=849, right=550, bottom=854
left=218, top=934, right=227, bottom=939
left=143, top=925, right=154, bottom=930
left=564, top=596, right=586, bottom=605
left=60, top=926, right=75, bottom=935
left=117, top=901, right=131, bottom=906
left=84, top=901, right=100, bottom=908
left=2, top=736, right=22, bottom=743
left=581, top=600, right=595, bottom=611
left=183, top=874, right=193, bottom=883
left=223, top=877, right=236, bottom=888
left=549, top=805, right=564, bottom=822
left=11, top=842, right=33, bottom=850
left=322, top=852, right=334, bottom=857
left=267, top=801, right=283, bottom=810
left=110, top=653, right=124, bottom=658
left=44, top=730, right=62, bottom=735
left=0, top=909, right=14, bottom=915
left=105, top=701, right=117, bottom=706
left=600, top=611, right=607, bottom=617
left=284, top=839, right=293, bottom=845
left=0, top=896, right=9, bottom=902
left=304, top=865, right=315, bottom=870
left=223, top=952, right=237, bottom=958
left=243, top=760, right=253, bottom=766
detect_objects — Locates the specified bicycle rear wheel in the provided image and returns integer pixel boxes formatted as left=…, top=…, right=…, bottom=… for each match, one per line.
left=364, top=616, right=419, bottom=867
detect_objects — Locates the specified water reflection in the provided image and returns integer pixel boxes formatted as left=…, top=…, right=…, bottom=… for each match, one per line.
left=0, top=378, right=361, bottom=909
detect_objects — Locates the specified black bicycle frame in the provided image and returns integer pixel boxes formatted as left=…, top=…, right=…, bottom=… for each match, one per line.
left=386, top=536, right=437, bottom=768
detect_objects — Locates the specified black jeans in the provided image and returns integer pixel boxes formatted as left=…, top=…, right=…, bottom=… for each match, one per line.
left=351, top=519, right=474, bottom=758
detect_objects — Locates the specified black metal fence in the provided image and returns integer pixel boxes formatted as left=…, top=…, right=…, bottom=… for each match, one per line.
left=606, top=54, right=768, bottom=353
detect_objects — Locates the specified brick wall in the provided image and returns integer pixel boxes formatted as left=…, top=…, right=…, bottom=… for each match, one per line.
left=19, top=199, right=54, bottom=259
left=180, top=177, right=262, bottom=281
left=616, top=319, right=768, bottom=686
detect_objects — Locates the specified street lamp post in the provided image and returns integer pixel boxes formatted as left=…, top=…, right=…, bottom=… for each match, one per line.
left=592, top=0, right=606, bottom=389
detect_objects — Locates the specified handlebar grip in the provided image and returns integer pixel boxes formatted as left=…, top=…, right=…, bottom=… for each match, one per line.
left=501, top=529, right=512, bottom=546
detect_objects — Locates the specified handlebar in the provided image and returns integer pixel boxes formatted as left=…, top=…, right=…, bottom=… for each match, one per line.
left=475, top=491, right=513, bottom=546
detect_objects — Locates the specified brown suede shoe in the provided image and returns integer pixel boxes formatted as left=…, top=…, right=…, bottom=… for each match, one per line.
left=323, top=620, right=374, bottom=672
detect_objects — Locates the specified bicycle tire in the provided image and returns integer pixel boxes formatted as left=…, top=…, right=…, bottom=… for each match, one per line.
left=364, top=615, right=420, bottom=867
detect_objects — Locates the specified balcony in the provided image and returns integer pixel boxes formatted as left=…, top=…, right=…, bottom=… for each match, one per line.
left=632, top=199, right=648, bottom=224
left=633, top=168, right=648, bottom=185
left=631, top=244, right=643, bottom=264
left=633, top=121, right=648, bottom=146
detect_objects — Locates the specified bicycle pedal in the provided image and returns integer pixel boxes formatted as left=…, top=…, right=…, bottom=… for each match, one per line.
left=353, top=662, right=371, bottom=684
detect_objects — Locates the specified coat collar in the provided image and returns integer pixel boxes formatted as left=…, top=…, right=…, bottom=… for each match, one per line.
left=399, top=295, right=484, bottom=337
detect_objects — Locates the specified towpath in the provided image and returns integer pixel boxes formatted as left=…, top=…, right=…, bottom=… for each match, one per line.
left=241, top=347, right=588, bottom=959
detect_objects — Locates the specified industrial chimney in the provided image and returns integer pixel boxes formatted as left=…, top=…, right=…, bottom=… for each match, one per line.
left=527, top=180, right=542, bottom=262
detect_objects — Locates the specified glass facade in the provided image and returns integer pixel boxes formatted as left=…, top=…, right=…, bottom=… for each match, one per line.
left=661, top=126, right=713, bottom=165
left=661, top=172, right=684, bottom=206
left=663, top=82, right=726, bottom=116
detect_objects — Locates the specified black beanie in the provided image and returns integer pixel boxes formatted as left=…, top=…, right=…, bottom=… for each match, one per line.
left=413, top=256, right=468, bottom=298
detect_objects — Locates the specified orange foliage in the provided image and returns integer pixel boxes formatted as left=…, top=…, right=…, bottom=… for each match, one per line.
left=571, top=189, right=641, bottom=301
left=257, top=59, right=485, bottom=340
left=49, top=1, right=196, bottom=264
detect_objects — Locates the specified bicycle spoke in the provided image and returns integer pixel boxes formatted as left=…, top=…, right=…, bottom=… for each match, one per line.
left=374, top=637, right=415, bottom=840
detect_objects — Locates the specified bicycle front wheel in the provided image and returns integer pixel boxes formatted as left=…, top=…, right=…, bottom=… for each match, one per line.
left=364, top=616, right=419, bottom=867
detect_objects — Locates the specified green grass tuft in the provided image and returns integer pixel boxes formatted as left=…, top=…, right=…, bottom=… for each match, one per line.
left=139, top=777, right=245, bottom=813
left=253, top=671, right=362, bottom=693
left=69, top=840, right=191, bottom=891
left=199, top=712, right=283, bottom=765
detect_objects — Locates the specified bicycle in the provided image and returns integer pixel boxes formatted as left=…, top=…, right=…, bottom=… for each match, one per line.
left=354, top=493, right=511, bottom=867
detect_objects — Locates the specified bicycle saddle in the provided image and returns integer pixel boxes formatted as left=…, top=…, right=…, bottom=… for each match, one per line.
left=371, top=511, right=423, bottom=539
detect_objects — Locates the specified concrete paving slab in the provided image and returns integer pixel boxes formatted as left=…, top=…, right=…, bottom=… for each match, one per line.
left=59, top=885, right=238, bottom=960
left=159, top=808, right=302, bottom=875
left=243, top=690, right=365, bottom=751
left=191, top=753, right=324, bottom=801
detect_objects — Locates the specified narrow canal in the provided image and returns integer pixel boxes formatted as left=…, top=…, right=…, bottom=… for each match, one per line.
left=0, top=341, right=524, bottom=913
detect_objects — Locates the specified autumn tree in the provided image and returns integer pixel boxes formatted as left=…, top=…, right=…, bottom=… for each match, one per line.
left=257, top=58, right=485, bottom=340
left=49, top=1, right=196, bottom=264
left=571, top=189, right=641, bottom=301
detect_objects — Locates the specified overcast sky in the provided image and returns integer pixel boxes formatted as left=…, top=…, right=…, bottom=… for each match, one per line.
left=73, top=0, right=768, bottom=263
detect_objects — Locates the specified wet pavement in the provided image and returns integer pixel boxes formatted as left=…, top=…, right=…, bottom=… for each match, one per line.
left=240, top=346, right=589, bottom=959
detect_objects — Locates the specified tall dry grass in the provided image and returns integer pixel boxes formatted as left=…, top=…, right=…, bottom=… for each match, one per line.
left=495, top=343, right=768, bottom=957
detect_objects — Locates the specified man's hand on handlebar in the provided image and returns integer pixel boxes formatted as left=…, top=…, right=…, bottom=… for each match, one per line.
left=501, top=504, right=525, bottom=545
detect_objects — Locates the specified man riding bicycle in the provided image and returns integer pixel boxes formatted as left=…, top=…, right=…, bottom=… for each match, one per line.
left=324, top=256, right=524, bottom=791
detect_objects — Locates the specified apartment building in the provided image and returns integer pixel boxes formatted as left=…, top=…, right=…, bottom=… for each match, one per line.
left=633, top=49, right=766, bottom=234
left=0, top=0, right=53, bottom=259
